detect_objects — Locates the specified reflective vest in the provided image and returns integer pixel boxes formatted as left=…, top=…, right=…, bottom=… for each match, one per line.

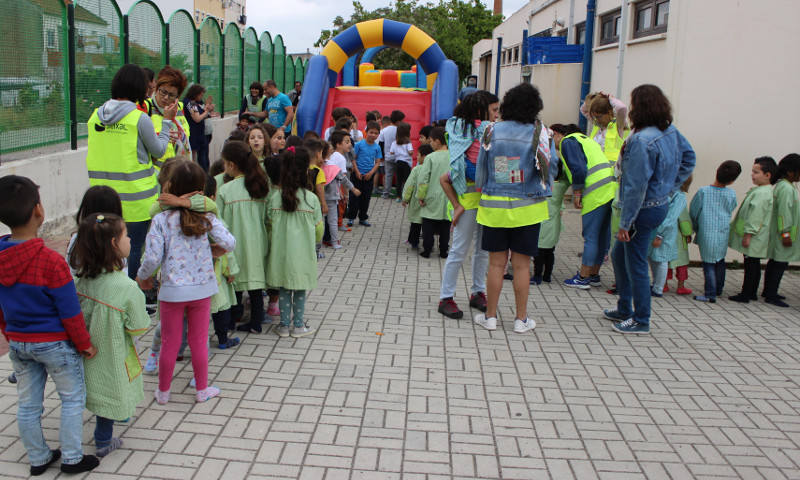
left=144, top=98, right=191, bottom=170
left=560, top=133, right=617, bottom=215
left=590, top=120, right=629, bottom=165
left=476, top=194, right=548, bottom=228
left=246, top=94, right=265, bottom=113
left=446, top=181, right=480, bottom=220
left=86, top=108, right=158, bottom=222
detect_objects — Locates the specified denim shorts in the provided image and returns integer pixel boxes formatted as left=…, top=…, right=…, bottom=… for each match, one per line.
left=482, top=223, right=541, bottom=257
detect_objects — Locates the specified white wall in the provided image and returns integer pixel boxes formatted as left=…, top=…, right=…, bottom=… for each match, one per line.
left=0, top=115, right=236, bottom=236
left=115, top=0, right=193, bottom=17
left=531, top=63, right=583, bottom=126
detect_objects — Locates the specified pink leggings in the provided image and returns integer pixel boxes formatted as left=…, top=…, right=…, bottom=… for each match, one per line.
left=667, top=266, right=688, bottom=282
left=158, top=297, right=211, bottom=392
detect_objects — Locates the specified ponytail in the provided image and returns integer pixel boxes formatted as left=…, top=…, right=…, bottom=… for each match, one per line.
left=221, top=141, right=269, bottom=199
left=169, top=162, right=213, bottom=237
left=279, top=146, right=311, bottom=212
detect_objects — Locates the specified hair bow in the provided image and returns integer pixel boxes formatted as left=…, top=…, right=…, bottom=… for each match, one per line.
left=286, top=146, right=296, bottom=153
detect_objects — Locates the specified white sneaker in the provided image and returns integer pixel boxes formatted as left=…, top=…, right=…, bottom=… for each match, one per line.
left=513, top=318, right=536, bottom=333
left=474, top=314, right=497, bottom=331
left=332, top=243, right=343, bottom=250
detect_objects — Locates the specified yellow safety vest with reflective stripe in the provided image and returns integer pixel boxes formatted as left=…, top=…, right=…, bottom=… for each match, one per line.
left=476, top=195, right=548, bottom=228
left=86, top=108, right=158, bottom=222
left=145, top=98, right=191, bottom=170
left=447, top=180, right=481, bottom=220
left=560, top=133, right=617, bottom=215
left=590, top=120, right=629, bottom=165
left=246, top=94, right=266, bottom=114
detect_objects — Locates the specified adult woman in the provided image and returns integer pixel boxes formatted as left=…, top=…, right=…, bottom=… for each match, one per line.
left=85, top=64, right=174, bottom=280
left=581, top=92, right=630, bottom=166
left=183, top=84, right=217, bottom=171
left=239, top=81, right=267, bottom=123
left=603, top=84, right=695, bottom=335
left=144, top=66, right=191, bottom=169
left=473, top=83, right=556, bottom=334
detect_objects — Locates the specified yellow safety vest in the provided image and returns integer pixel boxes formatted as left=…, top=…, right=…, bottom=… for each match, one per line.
left=144, top=98, right=191, bottom=170
left=560, top=133, right=617, bottom=215
left=590, top=119, right=629, bottom=165
left=446, top=181, right=480, bottom=220
left=86, top=108, right=158, bottom=222
left=476, top=194, right=548, bottom=228
left=246, top=94, right=266, bottom=114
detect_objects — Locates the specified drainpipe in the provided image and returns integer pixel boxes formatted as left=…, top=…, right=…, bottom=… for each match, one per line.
left=567, top=0, right=576, bottom=43
left=578, top=0, right=596, bottom=131
left=615, top=0, right=629, bottom=98
left=494, top=36, right=503, bottom=96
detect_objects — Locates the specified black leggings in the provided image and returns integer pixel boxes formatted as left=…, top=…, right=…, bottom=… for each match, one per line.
left=534, top=247, right=555, bottom=280
left=422, top=218, right=451, bottom=255
left=211, top=309, right=231, bottom=344
left=232, top=290, right=264, bottom=327
left=395, top=162, right=411, bottom=199
left=407, top=222, right=422, bottom=246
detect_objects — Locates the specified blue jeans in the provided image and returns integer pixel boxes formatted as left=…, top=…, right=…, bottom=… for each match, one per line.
left=126, top=220, right=150, bottom=281
left=649, top=259, right=668, bottom=295
left=9, top=340, right=86, bottom=466
left=581, top=201, right=612, bottom=267
left=612, top=204, right=668, bottom=326
left=95, top=416, right=114, bottom=448
left=702, top=260, right=726, bottom=298
left=440, top=208, right=488, bottom=299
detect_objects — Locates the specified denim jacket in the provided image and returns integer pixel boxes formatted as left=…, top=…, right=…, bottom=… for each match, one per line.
left=475, top=121, right=554, bottom=199
left=618, top=125, right=695, bottom=231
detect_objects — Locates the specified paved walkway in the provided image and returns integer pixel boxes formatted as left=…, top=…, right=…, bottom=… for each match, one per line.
left=2, top=199, right=800, bottom=479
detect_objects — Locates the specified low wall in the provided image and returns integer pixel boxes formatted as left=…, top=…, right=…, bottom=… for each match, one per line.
left=0, top=115, right=237, bottom=236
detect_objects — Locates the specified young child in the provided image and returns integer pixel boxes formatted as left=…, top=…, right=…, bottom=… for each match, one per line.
left=216, top=141, right=271, bottom=333
left=666, top=176, right=694, bottom=294
left=66, top=185, right=125, bottom=276
left=307, top=139, right=329, bottom=259
left=137, top=162, right=236, bottom=404
left=346, top=121, right=382, bottom=227
left=419, top=125, right=432, bottom=146
left=71, top=213, right=149, bottom=458
left=402, top=144, right=434, bottom=249
left=648, top=189, right=688, bottom=297
left=379, top=110, right=406, bottom=198
left=0, top=175, right=99, bottom=475
left=762, top=154, right=800, bottom=307
left=416, top=127, right=452, bottom=258
left=728, top=157, right=777, bottom=303
left=690, top=160, right=742, bottom=302
left=248, top=123, right=269, bottom=161
left=323, top=107, right=353, bottom=140
left=267, top=147, right=324, bottom=338
left=390, top=121, right=414, bottom=203
left=313, top=138, right=360, bottom=249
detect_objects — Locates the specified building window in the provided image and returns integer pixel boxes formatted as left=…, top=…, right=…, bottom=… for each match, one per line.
left=514, top=46, right=519, bottom=63
left=46, top=30, right=55, bottom=48
left=575, top=21, right=586, bottom=45
left=532, top=28, right=552, bottom=38
left=599, top=9, right=622, bottom=46
left=634, top=0, right=669, bottom=38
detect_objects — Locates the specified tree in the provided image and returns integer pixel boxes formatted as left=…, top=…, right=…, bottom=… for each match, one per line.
left=315, top=0, right=502, bottom=82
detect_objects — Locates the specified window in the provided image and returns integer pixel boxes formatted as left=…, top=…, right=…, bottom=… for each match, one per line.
left=46, top=30, right=55, bottom=48
left=532, top=28, right=552, bottom=38
left=514, top=46, right=519, bottom=63
left=634, top=0, right=669, bottom=38
left=575, top=21, right=586, bottom=45
left=599, top=9, right=622, bottom=46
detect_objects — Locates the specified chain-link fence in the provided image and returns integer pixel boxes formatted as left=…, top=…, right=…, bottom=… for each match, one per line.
left=0, top=0, right=304, bottom=155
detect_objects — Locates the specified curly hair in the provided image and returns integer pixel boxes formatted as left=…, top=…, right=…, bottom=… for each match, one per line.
left=499, top=83, right=543, bottom=124
left=155, top=65, right=188, bottom=99
left=452, top=93, right=489, bottom=137
left=629, top=84, right=672, bottom=131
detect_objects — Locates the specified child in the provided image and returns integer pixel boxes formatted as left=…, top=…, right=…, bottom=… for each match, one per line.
left=235, top=116, right=252, bottom=134
left=762, top=154, right=800, bottom=307
left=216, top=141, right=271, bottom=333
left=728, top=157, right=777, bottom=303
left=269, top=127, right=286, bottom=156
left=328, top=129, right=353, bottom=231
left=137, top=162, right=236, bottom=404
left=402, top=144, right=434, bottom=249
left=666, top=176, right=694, bottom=294
left=66, top=185, right=125, bottom=276
left=648, top=189, right=687, bottom=297
left=390, top=121, right=414, bottom=203
left=416, top=127, right=451, bottom=258
left=690, top=160, right=742, bottom=302
left=248, top=123, right=269, bottom=161
left=419, top=125, right=432, bottom=146
left=267, top=147, right=324, bottom=337
left=313, top=138, right=360, bottom=249
left=379, top=110, right=406, bottom=198
left=323, top=107, right=353, bottom=140
left=346, top=121, right=382, bottom=227
left=0, top=175, right=99, bottom=475
left=71, top=213, right=150, bottom=458
left=307, top=139, right=329, bottom=258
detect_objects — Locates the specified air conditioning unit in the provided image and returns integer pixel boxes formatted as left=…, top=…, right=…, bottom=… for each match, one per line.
left=238, top=15, right=246, bottom=24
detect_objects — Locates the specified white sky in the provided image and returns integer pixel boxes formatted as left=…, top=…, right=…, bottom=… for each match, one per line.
left=245, top=0, right=532, bottom=54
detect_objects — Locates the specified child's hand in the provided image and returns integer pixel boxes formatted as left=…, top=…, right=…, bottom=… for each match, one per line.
left=227, top=275, right=235, bottom=284
left=364, top=172, right=373, bottom=181
left=136, top=276, right=154, bottom=291
left=322, top=204, right=329, bottom=215
left=742, top=234, right=752, bottom=248
left=80, top=344, right=98, bottom=359
left=401, top=201, right=408, bottom=206
left=159, top=193, right=194, bottom=208
left=419, top=199, right=426, bottom=207
left=352, top=188, right=361, bottom=197
left=210, top=244, right=227, bottom=259
left=782, top=235, right=792, bottom=247
left=652, top=236, right=662, bottom=248
left=451, top=204, right=466, bottom=227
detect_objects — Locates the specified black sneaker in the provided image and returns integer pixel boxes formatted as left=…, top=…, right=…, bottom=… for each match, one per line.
left=438, top=298, right=463, bottom=319
left=728, top=293, right=750, bottom=303
left=469, top=292, right=488, bottom=312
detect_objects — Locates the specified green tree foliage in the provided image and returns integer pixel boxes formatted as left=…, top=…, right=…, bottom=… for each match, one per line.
left=315, top=0, right=501, bottom=82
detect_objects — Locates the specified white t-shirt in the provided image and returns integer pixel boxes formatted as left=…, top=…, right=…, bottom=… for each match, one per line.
left=324, top=127, right=364, bottom=143
left=390, top=141, right=413, bottom=166
left=378, top=125, right=397, bottom=161
left=329, top=151, right=348, bottom=174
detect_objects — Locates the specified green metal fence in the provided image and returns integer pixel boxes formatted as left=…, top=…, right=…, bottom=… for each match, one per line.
left=0, top=0, right=305, bottom=155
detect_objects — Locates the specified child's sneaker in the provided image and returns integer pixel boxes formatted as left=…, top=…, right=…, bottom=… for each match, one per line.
left=346, top=219, right=354, bottom=227
left=332, top=242, right=343, bottom=250
left=144, top=351, right=158, bottom=373
left=564, top=273, right=591, bottom=289
left=196, top=386, right=220, bottom=403
left=676, top=287, right=693, bottom=295
left=469, top=292, right=487, bottom=312
left=530, top=276, right=542, bottom=285
left=95, top=438, right=123, bottom=458
left=474, top=314, right=497, bottom=331
left=154, top=389, right=170, bottom=405
left=291, top=324, right=316, bottom=338
left=513, top=318, right=536, bottom=333
left=218, top=337, right=240, bottom=349
left=317, top=251, right=325, bottom=259
left=322, top=241, right=333, bottom=247
left=359, top=220, right=372, bottom=227
left=693, top=295, right=716, bottom=303
left=276, top=325, right=290, bottom=337
left=339, top=225, right=351, bottom=232
left=588, top=275, right=602, bottom=287
left=266, top=302, right=280, bottom=318
left=7, top=372, right=16, bottom=384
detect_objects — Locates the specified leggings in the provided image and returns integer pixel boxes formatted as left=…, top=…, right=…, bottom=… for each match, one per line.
left=158, top=297, right=211, bottom=392
left=278, top=288, right=307, bottom=328
left=150, top=318, right=188, bottom=356
left=533, top=247, right=555, bottom=280
left=667, top=266, right=688, bottom=281
left=211, top=308, right=232, bottom=344
left=233, top=290, right=264, bottom=327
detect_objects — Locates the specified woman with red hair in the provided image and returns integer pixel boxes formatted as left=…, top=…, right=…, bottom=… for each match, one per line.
left=144, top=66, right=191, bottom=169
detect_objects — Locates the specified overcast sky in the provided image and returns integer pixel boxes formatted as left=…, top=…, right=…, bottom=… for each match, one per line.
left=246, top=0, right=531, bottom=54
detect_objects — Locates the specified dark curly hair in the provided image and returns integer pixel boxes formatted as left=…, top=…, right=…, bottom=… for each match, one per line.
left=499, top=83, right=543, bottom=125
left=452, top=93, right=489, bottom=137
left=629, top=84, right=672, bottom=131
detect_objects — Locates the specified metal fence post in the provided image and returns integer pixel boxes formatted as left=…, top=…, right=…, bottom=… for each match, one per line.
left=123, top=15, right=129, bottom=64
left=67, top=0, right=77, bottom=150
left=219, top=29, right=225, bottom=117
left=165, top=23, right=170, bottom=65
left=194, top=28, right=201, bottom=84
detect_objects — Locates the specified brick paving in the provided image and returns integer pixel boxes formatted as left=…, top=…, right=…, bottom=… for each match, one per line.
left=1, top=199, right=800, bottom=479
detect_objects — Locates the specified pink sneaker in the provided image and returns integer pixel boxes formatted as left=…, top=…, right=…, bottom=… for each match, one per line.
left=154, top=389, right=170, bottom=405
left=196, top=386, right=220, bottom=403
left=266, top=302, right=280, bottom=318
